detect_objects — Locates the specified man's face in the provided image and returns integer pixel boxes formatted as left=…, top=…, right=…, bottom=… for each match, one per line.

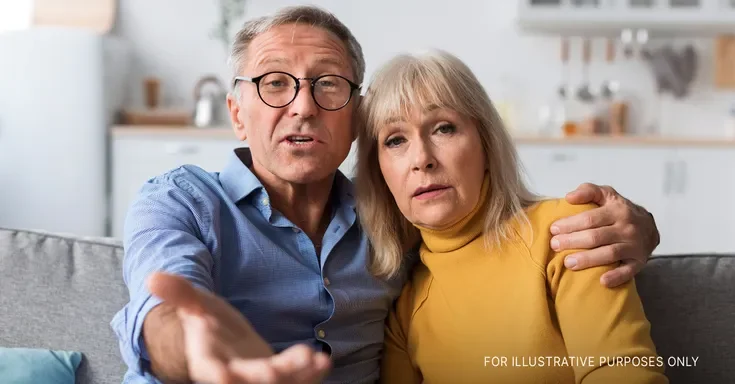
left=227, top=23, right=358, bottom=184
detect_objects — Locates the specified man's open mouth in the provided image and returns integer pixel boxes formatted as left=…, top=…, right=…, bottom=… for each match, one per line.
left=286, top=135, right=315, bottom=144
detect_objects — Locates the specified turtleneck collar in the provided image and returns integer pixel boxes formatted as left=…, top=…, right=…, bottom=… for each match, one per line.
left=414, top=174, right=490, bottom=253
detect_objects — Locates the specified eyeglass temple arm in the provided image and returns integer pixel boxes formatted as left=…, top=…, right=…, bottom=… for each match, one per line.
left=232, top=76, right=254, bottom=89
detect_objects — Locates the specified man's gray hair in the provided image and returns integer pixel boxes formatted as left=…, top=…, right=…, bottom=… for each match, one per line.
left=228, top=5, right=366, bottom=88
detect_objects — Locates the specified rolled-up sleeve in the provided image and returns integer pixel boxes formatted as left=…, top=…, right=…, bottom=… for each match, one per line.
left=110, top=173, right=216, bottom=378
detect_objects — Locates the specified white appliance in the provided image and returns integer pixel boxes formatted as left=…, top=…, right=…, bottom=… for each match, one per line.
left=0, top=27, right=129, bottom=236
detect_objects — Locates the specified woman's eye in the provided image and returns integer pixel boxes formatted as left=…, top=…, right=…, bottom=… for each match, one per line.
left=384, top=136, right=406, bottom=148
left=436, top=123, right=456, bottom=134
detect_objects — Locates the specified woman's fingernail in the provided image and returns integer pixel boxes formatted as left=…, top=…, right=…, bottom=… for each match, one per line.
left=551, top=238, right=560, bottom=250
left=550, top=225, right=560, bottom=235
left=564, top=257, right=577, bottom=269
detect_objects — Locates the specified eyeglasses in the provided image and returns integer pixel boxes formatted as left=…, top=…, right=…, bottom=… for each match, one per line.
left=233, top=71, right=361, bottom=111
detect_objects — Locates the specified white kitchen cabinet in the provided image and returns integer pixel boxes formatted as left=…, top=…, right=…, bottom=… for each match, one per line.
left=516, top=142, right=735, bottom=255
left=516, top=144, right=669, bottom=208
left=111, top=134, right=244, bottom=238
left=663, top=148, right=735, bottom=254
left=517, top=0, right=735, bottom=35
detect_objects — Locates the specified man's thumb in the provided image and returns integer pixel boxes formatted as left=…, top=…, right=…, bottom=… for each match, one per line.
left=147, top=272, right=204, bottom=314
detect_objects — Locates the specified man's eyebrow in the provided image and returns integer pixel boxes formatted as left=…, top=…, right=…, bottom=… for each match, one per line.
left=254, top=56, right=291, bottom=69
left=314, top=56, right=348, bottom=69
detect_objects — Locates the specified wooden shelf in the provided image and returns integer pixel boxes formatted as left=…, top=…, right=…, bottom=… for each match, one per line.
left=513, top=134, right=735, bottom=147
left=110, top=125, right=735, bottom=147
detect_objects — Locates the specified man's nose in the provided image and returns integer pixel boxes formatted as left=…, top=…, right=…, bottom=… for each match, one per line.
left=288, top=80, right=319, bottom=118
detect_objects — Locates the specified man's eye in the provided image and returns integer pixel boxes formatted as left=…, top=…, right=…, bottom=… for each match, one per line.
left=317, top=80, right=336, bottom=87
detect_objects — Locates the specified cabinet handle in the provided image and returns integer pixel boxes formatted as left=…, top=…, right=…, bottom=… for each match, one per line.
left=663, top=161, right=673, bottom=195
left=677, top=160, right=687, bottom=194
left=550, top=153, right=576, bottom=162
left=164, top=143, right=200, bottom=155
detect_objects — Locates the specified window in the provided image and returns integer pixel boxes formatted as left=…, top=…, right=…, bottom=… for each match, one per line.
left=0, top=0, right=34, bottom=34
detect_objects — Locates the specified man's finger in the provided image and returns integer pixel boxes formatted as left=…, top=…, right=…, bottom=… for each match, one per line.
left=194, top=356, right=234, bottom=384
left=270, top=345, right=332, bottom=383
left=270, top=344, right=313, bottom=372
left=147, top=272, right=204, bottom=314
left=565, top=183, right=604, bottom=205
left=182, top=313, right=233, bottom=384
left=291, top=354, right=331, bottom=384
left=600, top=260, right=641, bottom=288
left=551, top=226, right=619, bottom=252
left=561, top=244, right=621, bottom=270
left=550, top=206, right=615, bottom=235
left=228, top=359, right=278, bottom=383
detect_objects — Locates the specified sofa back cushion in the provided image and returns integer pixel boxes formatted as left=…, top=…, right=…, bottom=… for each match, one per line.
left=1, top=227, right=733, bottom=384
left=0, top=228, right=128, bottom=384
left=637, top=254, right=735, bottom=384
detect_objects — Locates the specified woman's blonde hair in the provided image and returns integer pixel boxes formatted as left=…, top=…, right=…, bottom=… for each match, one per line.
left=356, top=49, right=539, bottom=279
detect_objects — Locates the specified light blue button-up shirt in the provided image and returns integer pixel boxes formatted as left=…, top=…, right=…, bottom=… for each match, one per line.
left=111, top=148, right=406, bottom=383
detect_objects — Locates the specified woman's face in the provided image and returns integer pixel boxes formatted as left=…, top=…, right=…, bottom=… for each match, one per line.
left=377, top=107, right=487, bottom=229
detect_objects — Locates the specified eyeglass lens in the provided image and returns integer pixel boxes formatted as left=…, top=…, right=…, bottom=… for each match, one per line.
left=258, top=72, right=353, bottom=110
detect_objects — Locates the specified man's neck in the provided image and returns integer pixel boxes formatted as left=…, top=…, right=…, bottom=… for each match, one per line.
left=250, top=161, right=335, bottom=242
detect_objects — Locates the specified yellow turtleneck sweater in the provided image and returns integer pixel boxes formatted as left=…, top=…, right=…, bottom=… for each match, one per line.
left=380, top=177, right=668, bottom=384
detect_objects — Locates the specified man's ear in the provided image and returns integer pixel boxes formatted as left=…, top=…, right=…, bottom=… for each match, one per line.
left=351, top=94, right=363, bottom=142
left=227, top=93, right=247, bottom=141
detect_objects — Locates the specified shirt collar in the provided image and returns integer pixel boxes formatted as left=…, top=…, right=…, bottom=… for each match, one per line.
left=219, top=148, right=264, bottom=204
left=219, top=147, right=356, bottom=209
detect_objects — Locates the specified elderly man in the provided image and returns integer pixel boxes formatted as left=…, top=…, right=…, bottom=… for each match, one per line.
left=112, top=5, right=660, bottom=384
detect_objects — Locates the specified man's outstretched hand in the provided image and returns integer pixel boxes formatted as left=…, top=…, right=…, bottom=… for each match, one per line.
left=147, top=272, right=331, bottom=384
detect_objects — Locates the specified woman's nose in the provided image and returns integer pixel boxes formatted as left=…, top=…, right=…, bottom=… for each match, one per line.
left=411, top=140, right=437, bottom=171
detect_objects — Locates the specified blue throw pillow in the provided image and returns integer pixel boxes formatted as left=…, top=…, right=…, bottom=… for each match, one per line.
left=0, top=347, right=82, bottom=384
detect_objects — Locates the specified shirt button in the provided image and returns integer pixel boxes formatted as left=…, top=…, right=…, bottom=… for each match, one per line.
left=317, top=329, right=326, bottom=339
left=323, top=277, right=330, bottom=286
left=261, top=198, right=269, bottom=206
left=292, top=227, right=300, bottom=233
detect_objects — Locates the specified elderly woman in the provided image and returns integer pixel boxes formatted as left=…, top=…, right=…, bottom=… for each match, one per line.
left=355, top=50, right=668, bottom=384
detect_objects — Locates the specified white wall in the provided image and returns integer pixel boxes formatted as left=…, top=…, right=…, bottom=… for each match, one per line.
left=115, top=0, right=735, bottom=137
left=113, top=0, right=230, bottom=109
left=0, top=1, right=34, bottom=33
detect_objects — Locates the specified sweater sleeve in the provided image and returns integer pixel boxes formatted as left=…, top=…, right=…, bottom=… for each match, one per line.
left=544, top=201, right=669, bottom=384
left=380, top=281, right=422, bottom=384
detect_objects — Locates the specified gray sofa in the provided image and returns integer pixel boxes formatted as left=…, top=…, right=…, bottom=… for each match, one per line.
left=0, top=227, right=733, bottom=384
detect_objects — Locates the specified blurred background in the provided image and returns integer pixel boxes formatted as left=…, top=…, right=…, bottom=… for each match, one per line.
left=1, top=0, right=734, bottom=255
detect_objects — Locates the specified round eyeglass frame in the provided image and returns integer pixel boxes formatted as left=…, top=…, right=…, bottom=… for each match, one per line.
left=233, top=71, right=362, bottom=111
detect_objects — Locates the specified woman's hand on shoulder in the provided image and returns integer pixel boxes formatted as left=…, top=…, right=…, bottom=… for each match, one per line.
left=547, top=183, right=660, bottom=288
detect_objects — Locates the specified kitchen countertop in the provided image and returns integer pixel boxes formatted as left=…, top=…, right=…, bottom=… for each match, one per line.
left=112, top=125, right=236, bottom=138
left=512, top=134, right=735, bottom=147
left=111, top=125, right=735, bottom=147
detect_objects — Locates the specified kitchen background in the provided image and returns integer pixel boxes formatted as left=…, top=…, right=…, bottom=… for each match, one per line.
left=114, top=0, right=735, bottom=137
left=1, top=0, right=735, bottom=255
